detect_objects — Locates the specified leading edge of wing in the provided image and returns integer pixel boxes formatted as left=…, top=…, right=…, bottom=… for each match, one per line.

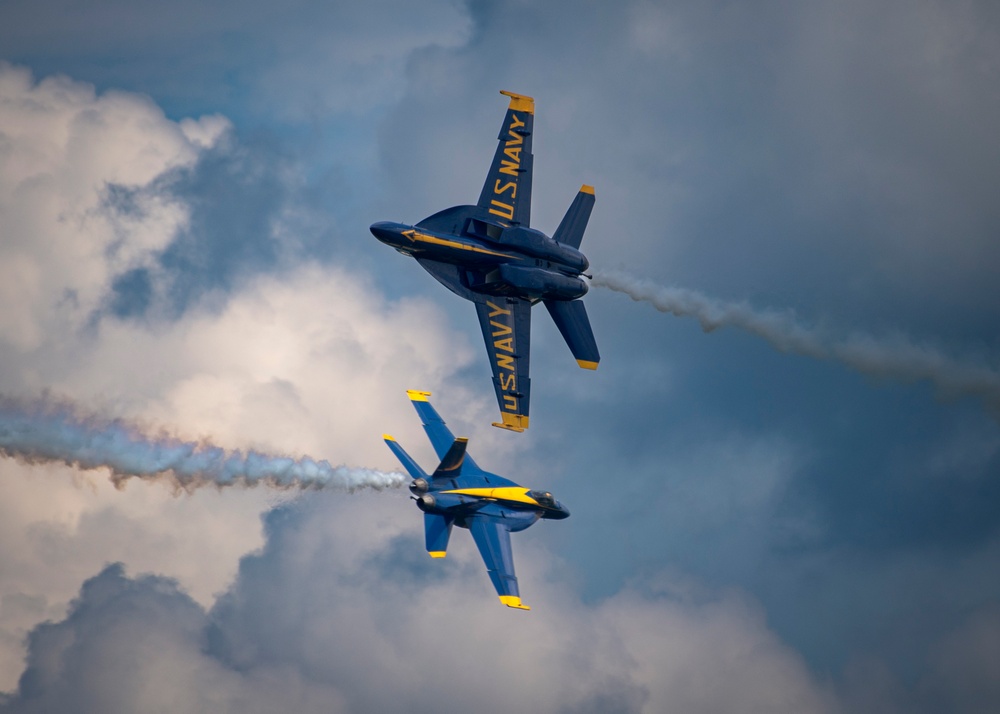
left=468, top=515, right=529, bottom=610
left=473, top=296, right=531, bottom=432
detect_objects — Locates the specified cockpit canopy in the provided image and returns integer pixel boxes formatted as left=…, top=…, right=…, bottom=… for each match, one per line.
left=528, top=490, right=556, bottom=507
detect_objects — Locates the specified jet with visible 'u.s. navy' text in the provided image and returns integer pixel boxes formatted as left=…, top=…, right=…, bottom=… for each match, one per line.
left=370, top=91, right=599, bottom=432
left=383, top=390, right=569, bottom=610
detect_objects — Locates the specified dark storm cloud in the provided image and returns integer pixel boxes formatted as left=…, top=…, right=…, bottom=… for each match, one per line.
left=0, top=0, right=470, bottom=121
left=94, top=128, right=347, bottom=320
left=150, top=134, right=297, bottom=314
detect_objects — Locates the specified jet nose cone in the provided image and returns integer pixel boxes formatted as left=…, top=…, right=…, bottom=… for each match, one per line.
left=370, top=221, right=401, bottom=245
left=552, top=502, right=570, bottom=519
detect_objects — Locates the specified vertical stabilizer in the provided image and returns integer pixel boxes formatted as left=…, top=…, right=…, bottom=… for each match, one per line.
left=552, top=185, right=595, bottom=249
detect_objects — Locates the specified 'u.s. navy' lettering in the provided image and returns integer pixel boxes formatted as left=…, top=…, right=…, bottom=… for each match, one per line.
left=489, top=113, right=526, bottom=220
left=494, top=180, right=516, bottom=197
left=487, top=301, right=511, bottom=318
left=486, top=300, right=517, bottom=412
left=490, top=200, right=514, bottom=220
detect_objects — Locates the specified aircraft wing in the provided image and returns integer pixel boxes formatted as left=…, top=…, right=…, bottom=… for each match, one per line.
left=468, top=515, right=529, bottom=610
left=476, top=91, right=534, bottom=227
left=415, top=257, right=479, bottom=302
left=406, top=390, right=480, bottom=471
left=474, top=296, right=532, bottom=431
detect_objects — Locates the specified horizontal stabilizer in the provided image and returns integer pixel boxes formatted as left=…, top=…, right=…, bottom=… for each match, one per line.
left=552, top=185, right=595, bottom=250
left=383, top=435, right=428, bottom=481
left=544, top=299, right=600, bottom=369
left=432, top=438, right=468, bottom=479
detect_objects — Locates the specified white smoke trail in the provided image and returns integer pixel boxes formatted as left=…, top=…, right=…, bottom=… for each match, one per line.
left=593, top=269, right=1000, bottom=413
left=0, top=396, right=406, bottom=492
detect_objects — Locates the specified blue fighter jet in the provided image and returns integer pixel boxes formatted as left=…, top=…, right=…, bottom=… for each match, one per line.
left=383, top=390, right=569, bottom=610
left=371, top=91, right=599, bottom=432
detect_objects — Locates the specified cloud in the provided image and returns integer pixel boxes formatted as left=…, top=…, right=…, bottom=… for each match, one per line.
left=0, top=63, right=228, bottom=351
left=0, top=64, right=489, bottom=691
left=0, top=496, right=842, bottom=713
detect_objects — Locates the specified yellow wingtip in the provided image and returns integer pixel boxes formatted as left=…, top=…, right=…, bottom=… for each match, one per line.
left=492, top=423, right=524, bottom=432
left=428, top=551, right=447, bottom=559
left=492, top=413, right=529, bottom=432
left=577, top=360, right=599, bottom=370
left=499, top=90, right=534, bottom=114
left=580, top=184, right=595, bottom=195
left=382, top=433, right=396, bottom=442
left=407, top=389, right=432, bottom=402
left=499, top=595, right=531, bottom=610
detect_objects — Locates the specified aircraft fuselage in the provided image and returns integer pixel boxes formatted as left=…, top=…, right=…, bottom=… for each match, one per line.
left=371, top=91, right=601, bottom=431
left=370, top=219, right=589, bottom=301
left=410, top=477, right=570, bottom=531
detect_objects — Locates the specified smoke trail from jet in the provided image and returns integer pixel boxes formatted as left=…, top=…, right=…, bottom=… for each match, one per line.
left=0, top=396, right=406, bottom=492
left=593, top=269, right=1000, bottom=412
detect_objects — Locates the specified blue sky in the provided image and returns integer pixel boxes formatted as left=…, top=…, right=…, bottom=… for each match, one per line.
left=1, top=1, right=999, bottom=711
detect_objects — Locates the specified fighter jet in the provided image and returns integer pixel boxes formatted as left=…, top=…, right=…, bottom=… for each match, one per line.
left=383, top=390, right=569, bottom=610
left=371, top=91, right=599, bottom=432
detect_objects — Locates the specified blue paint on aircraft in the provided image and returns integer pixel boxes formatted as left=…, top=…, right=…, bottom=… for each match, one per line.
left=383, top=390, right=569, bottom=610
left=371, top=91, right=600, bottom=432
